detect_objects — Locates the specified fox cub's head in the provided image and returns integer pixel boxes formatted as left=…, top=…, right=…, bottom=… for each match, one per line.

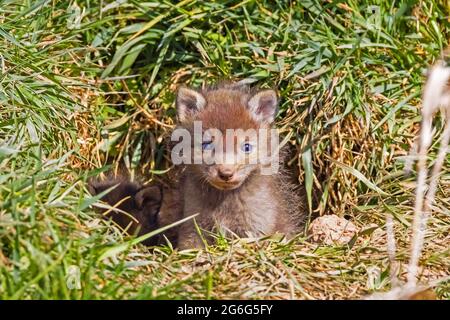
left=173, top=84, right=279, bottom=191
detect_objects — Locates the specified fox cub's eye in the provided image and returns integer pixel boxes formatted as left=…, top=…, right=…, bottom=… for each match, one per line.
left=241, top=142, right=253, bottom=153
left=202, top=141, right=214, bottom=150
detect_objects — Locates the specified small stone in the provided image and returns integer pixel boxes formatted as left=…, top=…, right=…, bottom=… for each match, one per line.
left=308, top=214, right=359, bottom=245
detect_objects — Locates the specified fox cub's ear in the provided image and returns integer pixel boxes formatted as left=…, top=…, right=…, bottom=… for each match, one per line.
left=176, top=87, right=206, bottom=122
left=247, top=89, right=278, bottom=124
left=135, top=185, right=162, bottom=210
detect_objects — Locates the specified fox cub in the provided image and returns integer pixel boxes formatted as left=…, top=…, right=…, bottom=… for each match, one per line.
left=89, top=83, right=305, bottom=249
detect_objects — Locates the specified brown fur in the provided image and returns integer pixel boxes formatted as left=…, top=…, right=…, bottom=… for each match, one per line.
left=88, top=175, right=182, bottom=246
left=175, top=84, right=306, bottom=249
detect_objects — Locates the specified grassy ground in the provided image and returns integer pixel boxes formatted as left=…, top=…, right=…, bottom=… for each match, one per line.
left=0, top=0, right=448, bottom=299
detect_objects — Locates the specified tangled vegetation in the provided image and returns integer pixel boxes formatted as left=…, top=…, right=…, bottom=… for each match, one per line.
left=0, top=1, right=448, bottom=299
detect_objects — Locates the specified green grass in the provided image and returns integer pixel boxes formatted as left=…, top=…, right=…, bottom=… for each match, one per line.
left=0, top=0, right=448, bottom=299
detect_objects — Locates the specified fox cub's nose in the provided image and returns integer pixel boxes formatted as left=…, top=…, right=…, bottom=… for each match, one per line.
left=218, top=168, right=234, bottom=181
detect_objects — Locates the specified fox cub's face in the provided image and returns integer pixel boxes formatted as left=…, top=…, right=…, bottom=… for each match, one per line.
left=174, top=85, right=279, bottom=190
